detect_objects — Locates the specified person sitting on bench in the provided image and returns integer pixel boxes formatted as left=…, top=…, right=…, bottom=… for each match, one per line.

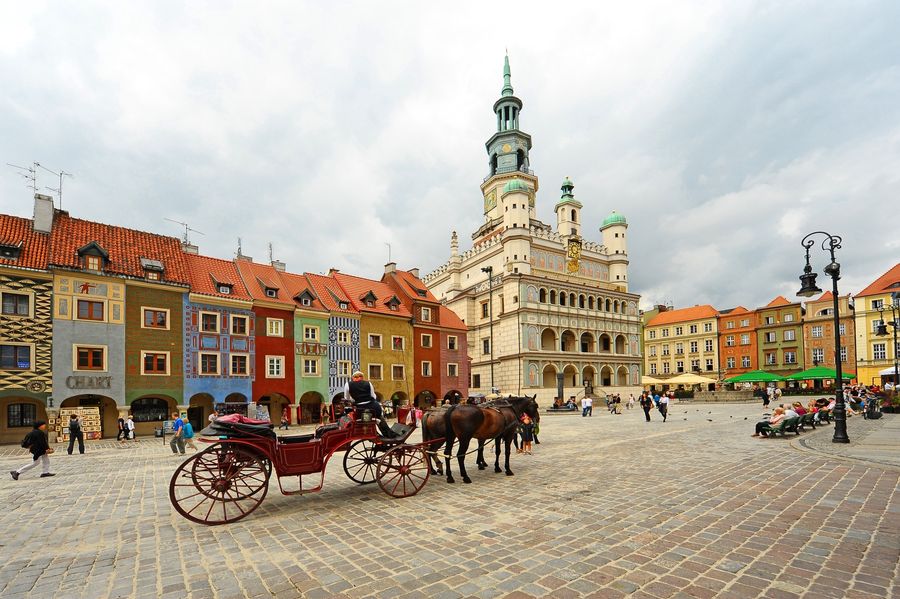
left=344, top=371, right=398, bottom=438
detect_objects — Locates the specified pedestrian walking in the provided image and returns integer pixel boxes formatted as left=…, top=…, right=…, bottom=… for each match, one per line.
left=125, top=415, right=136, bottom=441
left=587, top=396, right=593, bottom=416
left=183, top=420, right=198, bottom=451
left=581, top=396, right=590, bottom=417
left=170, top=412, right=186, bottom=455
left=116, top=415, right=126, bottom=441
left=10, top=420, right=55, bottom=479
left=279, top=406, right=290, bottom=430
left=640, top=393, right=653, bottom=422
left=67, top=413, right=85, bottom=454
left=627, top=394, right=635, bottom=410
left=658, top=394, right=669, bottom=422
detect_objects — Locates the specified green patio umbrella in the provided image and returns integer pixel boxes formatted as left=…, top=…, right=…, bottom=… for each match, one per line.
left=723, top=370, right=786, bottom=383
left=784, top=366, right=856, bottom=380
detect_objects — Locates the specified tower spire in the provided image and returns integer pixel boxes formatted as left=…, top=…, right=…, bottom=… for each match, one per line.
left=501, top=53, right=514, bottom=97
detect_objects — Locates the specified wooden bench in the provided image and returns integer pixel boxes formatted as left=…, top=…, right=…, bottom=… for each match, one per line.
left=760, top=416, right=801, bottom=437
left=797, top=412, right=816, bottom=432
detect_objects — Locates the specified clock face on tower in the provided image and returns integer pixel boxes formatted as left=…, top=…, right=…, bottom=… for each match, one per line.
left=501, top=143, right=512, bottom=153
left=484, top=191, right=497, bottom=212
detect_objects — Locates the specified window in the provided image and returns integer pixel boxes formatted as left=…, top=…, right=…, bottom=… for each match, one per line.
left=649, top=363, right=657, bottom=375
left=812, top=348, right=824, bottom=363
left=784, top=313, right=794, bottom=322
left=691, top=359, right=700, bottom=371
left=482, top=338, right=490, bottom=355
left=447, top=336, right=457, bottom=350
left=725, top=336, right=734, bottom=347
left=740, top=334, right=750, bottom=345
left=741, top=356, right=751, bottom=368
left=811, top=325, right=823, bottom=338
left=218, top=284, right=232, bottom=294
left=765, top=316, right=775, bottom=325
left=130, top=397, right=169, bottom=423
left=365, top=299, right=375, bottom=308
left=146, top=271, right=160, bottom=281
left=705, top=359, right=714, bottom=371
left=230, top=354, right=249, bottom=375
left=337, top=360, right=351, bottom=377
left=784, top=330, right=795, bottom=342
left=676, top=361, right=684, bottom=373
left=7, top=403, right=37, bottom=427
left=690, top=341, right=699, bottom=353
left=392, top=364, right=405, bottom=380
left=872, top=299, right=884, bottom=310
left=662, top=362, right=670, bottom=374
left=77, top=299, right=104, bottom=321
left=726, top=357, right=735, bottom=369
left=421, top=307, right=432, bottom=322
left=337, top=330, right=350, bottom=345
left=764, top=332, right=776, bottom=343
left=873, top=343, right=887, bottom=360
left=339, top=301, right=349, bottom=310
left=472, top=373, right=481, bottom=388
left=421, top=334, right=432, bottom=348
left=368, top=334, right=382, bottom=349
left=1, top=292, right=29, bottom=316
left=481, top=302, right=489, bottom=318
left=661, top=329, right=669, bottom=337
left=705, top=339, right=714, bottom=352
left=675, top=343, right=684, bottom=355
left=200, top=312, right=219, bottom=333
left=726, top=321, right=735, bottom=329
left=265, top=288, right=278, bottom=298
left=839, top=323, right=846, bottom=336
left=703, top=322, right=712, bottom=332
left=303, top=358, right=319, bottom=376
left=740, top=319, right=750, bottom=327
left=76, top=346, right=105, bottom=371
left=85, top=255, right=101, bottom=271
left=141, top=351, right=169, bottom=375
left=766, top=353, right=777, bottom=365
left=648, top=330, right=656, bottom=339
left=447, top=363, right=458, bottom=377
left=661, top=344, right=670, bottom=356
left=840, top=346, right=848, bottom=362
left=392, top=336, right=404, bottom=351
left=675, top=326, right=684, bottom=336
left=266, top=356, right=284, bottom=378
left=686, top=325, right=695, bottom=334
left=368, top=364, right=383, bottom=380
left=267, top=318, right=284, bottom=337
left=140, top=309, right=170, bottom=331
left=0, top=344, right=31, bottom=370
left=421, top=361, right=432, bottom=377
left=784, top=351, right=797, bottom=364
left=648, top=346, right=657, bottom=357
left=199, top=352, right=219, bottom=375
left=304, top=325, right=319, bottom=341
left=231, top=315, right=248, bottom=336
left=872, top=319, right=884, bottom=334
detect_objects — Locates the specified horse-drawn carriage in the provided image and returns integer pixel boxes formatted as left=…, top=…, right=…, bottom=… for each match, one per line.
left=169, top=411, right=429, bottom=525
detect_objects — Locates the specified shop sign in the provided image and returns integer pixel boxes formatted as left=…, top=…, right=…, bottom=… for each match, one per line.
left=65, top=375, right=113, bottom=390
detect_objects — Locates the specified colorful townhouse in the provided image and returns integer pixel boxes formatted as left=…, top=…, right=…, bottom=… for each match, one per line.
left=182, top=252, right=255, bottom=429
left=853, top=263, right=900, bottom=387
left=381, top=263, right=469, bottom=406
left=48, top=208, right=190, bottom=438
left=643, top=305, right=719, bottom=381
left=277, top=271, right=330, bottom=424
left=306, top=272, right=360, bottom=412
left=234, top=257, right=296, bottom=420
left=332, top=271, right=414, bottom=407
left=0, top=210, right=52, bottom=444
left=717, top=306, right=758, bottom=380
left=755, top=296, right=804, bottom=379
left=801, top=291, right=856, bottom=387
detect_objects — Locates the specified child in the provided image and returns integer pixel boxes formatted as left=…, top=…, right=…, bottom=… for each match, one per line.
left=519, top=414, right=535, bottom=455
left=183, top=420, right=198, bottom=451
left=11, top=420, right=55, bottom=479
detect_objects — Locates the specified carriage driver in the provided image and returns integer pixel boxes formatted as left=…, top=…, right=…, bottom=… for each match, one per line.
left=343, top=371, right=398, bottom=438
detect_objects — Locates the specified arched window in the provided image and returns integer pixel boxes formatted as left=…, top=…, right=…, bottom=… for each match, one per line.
left=588, top=297, right=595, bottom=310
left=131, top=397, right=170, bottom=422
left=560, top=292, right=566, bottom=306
left=7, top=403, right=36, bottom=427
left=614, top=300, right=619, bottom=313
left=571, top=209, right=577, bottom=222
left=579, top=294, right=586, bottom=309
left=539, top=288, right=547, bottom=303
left=549, top=290, right=557, bottom=304
left=605, top=299, right=611, bottom=312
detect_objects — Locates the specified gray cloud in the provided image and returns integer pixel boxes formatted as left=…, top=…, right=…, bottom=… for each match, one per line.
left=1, top=2, right=897, bottom=311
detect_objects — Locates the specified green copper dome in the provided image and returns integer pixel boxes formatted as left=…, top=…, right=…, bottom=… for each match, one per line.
left=601, top=210, right=627, bottom=227
left=503, top=179, right=531, bottom=194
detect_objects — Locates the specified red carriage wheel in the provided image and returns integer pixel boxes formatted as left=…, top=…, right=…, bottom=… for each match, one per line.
left=376, top=445, right=430, bottom=498
left=343, top=439, right=379, bottom=484
left=170, top=444, right=270, bottom=525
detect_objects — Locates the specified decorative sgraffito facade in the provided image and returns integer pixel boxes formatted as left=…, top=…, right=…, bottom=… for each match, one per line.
left=326, top=314, right=360, bottom=401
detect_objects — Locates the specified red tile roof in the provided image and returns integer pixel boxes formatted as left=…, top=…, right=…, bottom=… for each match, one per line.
left=646, top=305, right=718, bottom=326
left=814, top=291, right=833, bottom=302
left=0, top=214, right=49, bottom=271
left=332, top=272, right=412, bottom=317
left=764, top=295, right=793, bottom=308
left=305, top=273, right=358, bottom=314
left=49, top=213, right=189, bottom=284
left=233, top=259, right=295, bottom=306
left=439, top=305, right=467, bottom=331
left=386, top=270, right=439, bottom=303
left=277, top=271, right=328, bottom=313
left=184, top=253, right=253, bottom=300
left=855, top=263, right=900, bottom=299
left=718, top=306, right=750, bottom=317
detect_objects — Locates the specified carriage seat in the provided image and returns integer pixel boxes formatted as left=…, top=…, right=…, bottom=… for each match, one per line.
left=314, top=423, right=340, bottom=438
left=279, top=433, right=316, bottom=444
left=387, top=423, right=413, bottom=439
left=202, top=413, right=276, bottom=440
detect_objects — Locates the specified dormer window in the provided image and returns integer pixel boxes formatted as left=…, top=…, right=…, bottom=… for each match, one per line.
left=366, top=300, right=375, bottom=307
left=139, top=258, right=165, bottom=281
left=265, top=288, right=277, bottom=298
left=85, top=255, right=101, bottom=271
left=389, top=303, right=398, bottom=311
left=339, top=302, right=349, bottom=310
left=360, top=290, right=378, bottom=308
left=146, top=272, right=160, bottom=281
left=218, top=284, right=232, bottom=294
left=0, top=242, right=22, bottom=261
left=295, top=290, right=314, bottom=307
left=385, top=296, right=401, bottom=311
left=77, top=241, right=109, bottom=272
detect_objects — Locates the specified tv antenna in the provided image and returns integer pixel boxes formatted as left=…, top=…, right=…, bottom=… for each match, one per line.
left=35, top=162, right=74, bottom=209
left=385, top=242, right=391, bottom=263
left=164, top=218, right=204, bottom=245
left=268, top=242, right=277, bottom=263
left=6, top=162, right=38, bottom=194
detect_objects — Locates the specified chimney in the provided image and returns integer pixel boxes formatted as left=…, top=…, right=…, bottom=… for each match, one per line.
left=271, top=259, right=286, bottom=272
left=409, top=267, right=420, bottom=278
left=328, top=268, right=340, bottom=276
left=384, top=262, right=396, bottom=274
left=33, top=193, right=54, bottom=233
left=182, top=242, right=199, bottom=255
left=235, top=254, right=253, bottom=262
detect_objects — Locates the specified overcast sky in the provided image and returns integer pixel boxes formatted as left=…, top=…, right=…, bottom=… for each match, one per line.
left=1, top=1, right=898, bottom=311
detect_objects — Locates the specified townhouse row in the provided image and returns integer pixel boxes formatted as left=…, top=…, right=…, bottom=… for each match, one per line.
left=641, top=262, right=900, bottom=388
left=0, top=195, right=468, bottom=442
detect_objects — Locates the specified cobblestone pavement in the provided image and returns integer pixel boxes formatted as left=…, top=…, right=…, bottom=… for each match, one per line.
left=0, top=403, right=897, bottom=599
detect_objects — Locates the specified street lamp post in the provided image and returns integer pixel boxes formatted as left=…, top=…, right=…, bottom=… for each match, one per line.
left=875, top=291, right=900, bottom=393
left=481, top=266, right=495, bottom=392
left=797, top=231, right=849, bottom=443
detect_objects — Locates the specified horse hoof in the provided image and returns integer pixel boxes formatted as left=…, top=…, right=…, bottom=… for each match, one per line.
left=494, top=467, right=502, bottom=473
left=478, top=464, right=486, bottom=470
left=506, top=471, right=514, bottom=476
left=447, top=478, right=455, bottom=484
left=463, top=477, right=472, bottom=484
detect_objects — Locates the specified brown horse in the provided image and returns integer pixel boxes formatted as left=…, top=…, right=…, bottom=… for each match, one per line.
left=434, top=395, right=539, bottom=484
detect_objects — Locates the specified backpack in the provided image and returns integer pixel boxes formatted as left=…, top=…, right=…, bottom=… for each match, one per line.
left=183, top=422, right=194, bottom=438
left=69, top=418, right=81, bottom=434
left=21, top=433, right=30, bottom=448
